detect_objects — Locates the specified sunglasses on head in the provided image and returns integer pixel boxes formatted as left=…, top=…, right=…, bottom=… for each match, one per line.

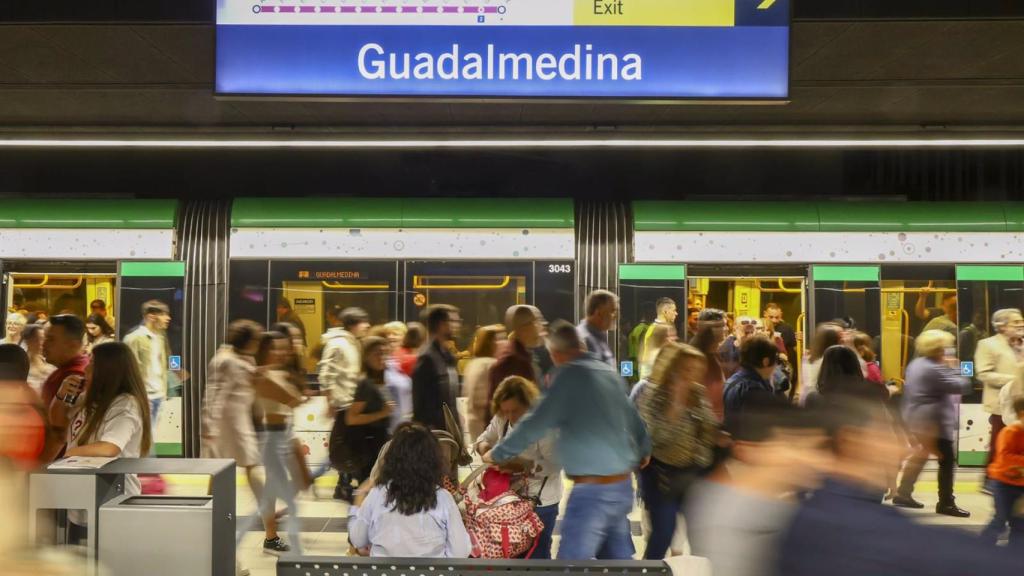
left=740, top=319, right=756, bottom=325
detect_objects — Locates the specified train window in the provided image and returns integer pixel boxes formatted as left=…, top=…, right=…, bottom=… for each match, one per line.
left=6, top=273, right=118, bottom=330
left=877, top=267, right=957, bottom=391
left=956, top=266, right=1024, bottom=405
left=405, top=262, right=533, bottom=362
left=269, top=261, right=400, bottom=374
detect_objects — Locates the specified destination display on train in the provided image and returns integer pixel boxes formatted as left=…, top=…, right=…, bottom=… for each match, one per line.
left=215, top=0, right=790, bottom=99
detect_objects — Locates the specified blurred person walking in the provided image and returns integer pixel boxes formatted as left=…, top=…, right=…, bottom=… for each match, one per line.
left=635, top=343, right=717, bottom=560
left=690, top=308, right=729, bottom=421
left=687, top=399, right=829, bottom=576
left=462, top=324, right=505, bottom=439
left=578, top=290, right=619, bottom=368
left=474, top=375, right=563, bottom=559
left=319, top=307, right=370, bottom=501
left=973, top=308, right=1024, bottom=492
left=394, top=322, right=426, bottom=377
left=981, top=396, right=1024, bottom=549
left=489, top=305, right=546, bottom=416
left=894, top=330, right=973, bottom=516
left=84, top=313, right=116, bottom=355
left=484, top=321, right=651, bottom=560
left=0, top=344, right=52, bottom=469
left=412, top=305, right=462, bottom=431
left=778, top=396, right=1019, bottom=576
left=344, top=337, right=395, bottom=486
left=254, top=330, right=307, bottom=556
left=21, top=324, right=55, bottom=397
left=123, top=300, right=171, bottom=428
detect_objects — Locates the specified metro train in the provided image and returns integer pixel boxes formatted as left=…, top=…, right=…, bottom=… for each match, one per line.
left=4, top=197, right=1022, bottom=466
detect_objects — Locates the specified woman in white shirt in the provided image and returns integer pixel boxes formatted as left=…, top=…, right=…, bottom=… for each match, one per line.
left=474, top=375, right=563, bottom=559
left=49, top=341, right=151, bottom=525
left=349, top=422, right=471, bottom=558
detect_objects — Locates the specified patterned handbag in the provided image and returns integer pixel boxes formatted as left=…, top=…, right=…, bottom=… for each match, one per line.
left=459, top=466, right=545, bottom=559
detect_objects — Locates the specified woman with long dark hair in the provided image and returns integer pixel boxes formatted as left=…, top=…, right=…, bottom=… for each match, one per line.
left=50, top=342, right=152, bottom=521
left=800, top=323, right=844, bottom=404
left=345, top=336, right=394, bottom=485
left=84, top=313, right=116, bottom=354
left=690, top=308, right=728, bottom=421
left=349, top=422, right=470, bottom=557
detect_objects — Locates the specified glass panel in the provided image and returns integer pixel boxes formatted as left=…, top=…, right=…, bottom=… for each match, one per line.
left=118, top=272, right=186, bottom=456
left=618, top=278, right=685, bottom=383
left=811, top=279, right=880, bottom=399
left=270, top=261, right=399, bottom=374
left=405, top=262, right=533, bottom=362
left=878, top=280, right=957, bottom=388
left=228, top=260, right=269, bottom=327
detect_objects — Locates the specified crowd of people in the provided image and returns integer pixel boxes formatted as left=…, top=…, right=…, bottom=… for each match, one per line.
left=1, top=289, right=1022, bottom=574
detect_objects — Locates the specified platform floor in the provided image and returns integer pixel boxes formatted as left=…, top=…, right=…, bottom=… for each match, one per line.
left=161, top=465, right=994, bottom=576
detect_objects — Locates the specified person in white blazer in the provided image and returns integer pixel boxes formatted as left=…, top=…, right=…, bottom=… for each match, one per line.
left=972, top=308, right=1024, bottom=486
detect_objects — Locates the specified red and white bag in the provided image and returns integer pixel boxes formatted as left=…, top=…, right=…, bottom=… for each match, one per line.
left=460, top=466, right=545, bottom=559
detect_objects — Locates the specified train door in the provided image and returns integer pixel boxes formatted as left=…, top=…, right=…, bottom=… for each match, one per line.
left=617, top=264, right=687, bottom=384
left=690, top=265, right=807, bottom=396
left=955, top=265, right=1024, bottom=466
left=117, top=261, right=186, bottom=456
left=810, top=265, right=881, bottom=401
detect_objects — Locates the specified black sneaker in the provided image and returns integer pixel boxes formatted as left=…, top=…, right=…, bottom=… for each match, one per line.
left=891, top=495, right=925, bottom=509
left=263, top=537, right=291, bottom=556
left=936, top=503, right=970, bottom=518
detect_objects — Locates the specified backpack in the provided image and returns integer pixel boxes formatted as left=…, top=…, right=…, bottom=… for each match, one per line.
left=459, top=466, right=545, bottom=559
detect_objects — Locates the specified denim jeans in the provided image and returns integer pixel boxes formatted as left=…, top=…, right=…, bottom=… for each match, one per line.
left=531, top=503, right=560, bottom=560
left=981, top=481, right=1024, bottom=550
left=261, top=427, right=304, bottom=555
left=639, top=462, right=683, bottom=560
left=557, top=479, right=635, bottom=560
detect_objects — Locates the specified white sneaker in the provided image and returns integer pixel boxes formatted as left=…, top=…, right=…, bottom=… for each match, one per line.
left=236, top=561, right=250, bottom=576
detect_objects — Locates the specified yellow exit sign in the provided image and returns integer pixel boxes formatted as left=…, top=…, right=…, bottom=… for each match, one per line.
left=574, top=0, right=736, bottom=27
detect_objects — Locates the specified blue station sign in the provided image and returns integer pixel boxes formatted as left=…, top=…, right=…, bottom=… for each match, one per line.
left=216, top=0, right=790, bottom=100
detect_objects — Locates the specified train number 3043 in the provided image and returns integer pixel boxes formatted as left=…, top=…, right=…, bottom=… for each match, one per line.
left=548, top=264, right=573, bottom=274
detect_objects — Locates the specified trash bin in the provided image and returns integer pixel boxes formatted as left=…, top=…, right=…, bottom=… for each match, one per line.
left=98, top=495, right=213, bottom=576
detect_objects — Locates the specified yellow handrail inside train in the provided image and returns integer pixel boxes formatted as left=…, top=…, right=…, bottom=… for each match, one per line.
left=753, top=278, right=804, bottom=294
left=413, top=276, right=512, bottom=290
left=11, top=274, right=85, bottom=289
left=900, top=308, right=910, bottom=387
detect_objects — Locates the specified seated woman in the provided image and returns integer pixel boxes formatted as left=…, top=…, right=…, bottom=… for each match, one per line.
left=348, top=422, right=471, bottom=558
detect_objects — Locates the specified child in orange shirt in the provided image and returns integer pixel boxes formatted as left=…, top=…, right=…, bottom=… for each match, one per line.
left=982, top=396, right=1024, bottom=549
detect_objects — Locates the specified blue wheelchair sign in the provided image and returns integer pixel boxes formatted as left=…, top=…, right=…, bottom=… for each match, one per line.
left=169, top=355, right=182, bottom=372
left=620, top=361, right=634, bottom=378
left=960, top=361, right=974, bottom=377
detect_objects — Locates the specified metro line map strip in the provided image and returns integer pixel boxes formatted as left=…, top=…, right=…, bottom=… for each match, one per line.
left=219, top=0, right=742, bottom=26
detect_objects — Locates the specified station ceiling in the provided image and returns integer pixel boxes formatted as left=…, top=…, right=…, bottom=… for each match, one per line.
left=1, top=18, right=1024, bottom=133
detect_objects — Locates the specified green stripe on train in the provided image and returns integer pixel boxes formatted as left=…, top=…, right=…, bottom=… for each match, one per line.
left=154, top=442, right=183, bottom=457
left=813, top=265, right=880, bottom=282
left=634, top=201, right=1024, bottom=232
left=619, top=264, right=687, bottom=281
left=231, top=198, right=575, bottom=229
left=121, top=261, right=186, bottom=277
left=0, top=199, right=177, bottom=229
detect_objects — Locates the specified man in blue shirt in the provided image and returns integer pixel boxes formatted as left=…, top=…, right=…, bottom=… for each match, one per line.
left=485, top=320, right=651, bottom=560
